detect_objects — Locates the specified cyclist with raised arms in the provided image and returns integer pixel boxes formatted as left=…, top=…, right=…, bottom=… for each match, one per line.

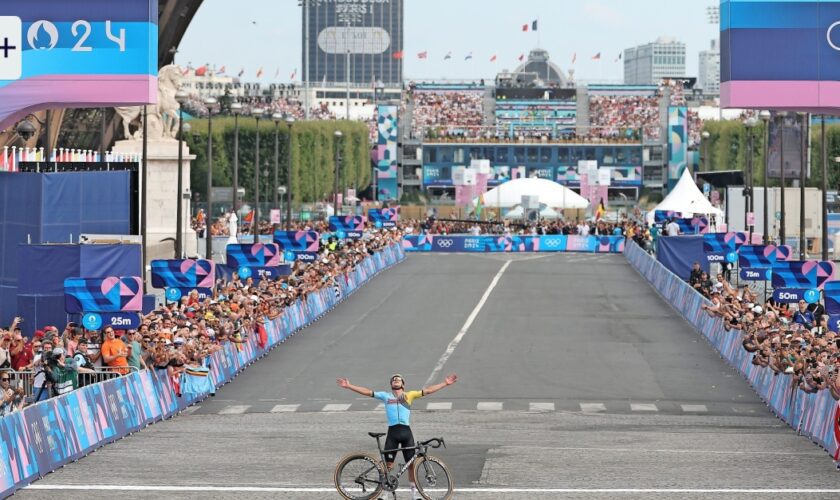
left=337, top=373, right=457, bottom=499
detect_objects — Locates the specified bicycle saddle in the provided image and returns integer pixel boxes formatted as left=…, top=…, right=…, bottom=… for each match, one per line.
left=368, top=432, right=386, bottom=438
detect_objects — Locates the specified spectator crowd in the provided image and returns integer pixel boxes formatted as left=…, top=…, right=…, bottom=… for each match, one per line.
left=0, top=225, right=405, bottom=416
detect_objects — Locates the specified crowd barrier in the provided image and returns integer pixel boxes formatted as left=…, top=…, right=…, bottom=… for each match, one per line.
left=624, top=241, right=840, bottom=463
left=403, top=234, right=625, bottom=253
left=0, top=243, right=406, bottom=497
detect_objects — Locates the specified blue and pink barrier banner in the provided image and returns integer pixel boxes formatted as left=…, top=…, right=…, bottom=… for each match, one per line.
left=0, top=243, right=406, bottom=497
left=402, top=235, right=625, bottom=253
left=150, top=259, right=216, bottom=289
left=771, top=260, right=836, bottom=289
left=63, top=276, right=143, bottom=313
left=625, top=241, right=840, bottom=464
left=329, top=216, right=366, bottom=238
left=225, top=243, right=282, bottom=268
left=274, top=231, right=320, bottom=253
left=368, top=208, right=400, bottom=228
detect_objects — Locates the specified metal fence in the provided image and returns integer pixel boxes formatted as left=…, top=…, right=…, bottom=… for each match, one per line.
left=3, top=366, right=138, bottom=402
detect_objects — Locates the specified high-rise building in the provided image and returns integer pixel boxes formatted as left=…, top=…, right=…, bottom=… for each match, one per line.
left=302, top=0, right=404, bottom=86
left=698, top=39, right=721, bottom=97
left=623, top=37, right=686, bottom=85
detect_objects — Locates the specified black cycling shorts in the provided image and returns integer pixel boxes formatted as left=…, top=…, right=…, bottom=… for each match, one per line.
left=384, top=424, right=415, bottom=463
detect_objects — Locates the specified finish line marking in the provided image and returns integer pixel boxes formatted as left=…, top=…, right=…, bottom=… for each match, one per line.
left=24, top=485, right=840, bottom=494
left=425, top=259, right=511, bottom=386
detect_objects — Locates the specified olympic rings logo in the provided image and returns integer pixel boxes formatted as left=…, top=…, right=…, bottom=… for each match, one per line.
left=544, top=238, right=564, bottom=248
left=828, top=21, right=840, bottom=51
left=436, top=239, right=455, bottom=248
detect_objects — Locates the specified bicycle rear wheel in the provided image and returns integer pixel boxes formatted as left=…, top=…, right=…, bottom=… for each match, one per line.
left=334, top=452, right=385, bottom=500
left=413, top=455, right=453, bottom=500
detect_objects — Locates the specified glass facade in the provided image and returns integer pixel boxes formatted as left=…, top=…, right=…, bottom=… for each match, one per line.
left=303, top=0, right=404, bottom=86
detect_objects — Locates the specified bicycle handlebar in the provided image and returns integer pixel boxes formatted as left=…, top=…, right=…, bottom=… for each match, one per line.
left=420, top=437, right=446, bottom=449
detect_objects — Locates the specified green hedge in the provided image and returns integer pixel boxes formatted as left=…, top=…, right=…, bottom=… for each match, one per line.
left=701, top=120, right=840, bottom=189
left=185, top=118, right=371, bottom=204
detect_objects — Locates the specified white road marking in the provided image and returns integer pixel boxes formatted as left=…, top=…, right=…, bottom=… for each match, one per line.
left=180, top=406, right=201, bottom=415
left=477, top=402, right=503, bottom=411
left=631, top=403, right=658, bottom=412
left=218, top=405, right=250, bottom=415
left=425, top=260, right=512, bottom=386
left=270, top=404, right=300, bottom=413
left=579, top=403, right=606, bottom=413
left=680, top=404, right=708, bottom=412
left=426, top=402, right=452, bottom=410
left=322, top=404, right=351, bottom=412
left=25, top=485, right=840, bottom=494
left=374, top=403, right=385, bottom=411
left=529, top=402, right=555, bottom=412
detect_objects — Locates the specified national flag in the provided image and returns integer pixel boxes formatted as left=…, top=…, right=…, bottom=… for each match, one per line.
left=181, top=66, right=190, bottom=76
left=490, top=54, right=497, bottom=62
left=522, top=24, right=529, bottom=32
left=518, top=53, right=525, bottom=62
left=243, top=210, right=254, bottom=224
left=238, top=68, right=245, bottom=78
left=614, top=53, right=622, bottom=63
left=444, top=51, right=452, bottom=60
left=392, top=51, right=404, bottom=59
left=195, top=65, right=207, bottom=76
left=532, top=20, right=538, bottom=31
left=572, top=52, right=577, bottom=64
left=592, top=52, right=601, bottom=60
left=417, top=51, right=428, bottom=60
left=474, top=194, right=485, bottom=219
left=595, top=199, right=606, bottom=220
left=218, top=65, right=226, bottom=74
left=290, top=69, right=297, bottom=80
left=464, top=52, right=473, bottom=61
left=256, top=67, right=264, bottom=78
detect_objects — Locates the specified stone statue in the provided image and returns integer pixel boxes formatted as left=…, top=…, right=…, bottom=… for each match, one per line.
left=115, top=65, right=184, bottom=141
left=227, top=211, right=238, bottom=245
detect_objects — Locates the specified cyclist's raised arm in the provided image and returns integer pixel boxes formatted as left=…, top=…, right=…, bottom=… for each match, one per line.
left=336, top=377, right=374, bottom=397
left=422, top=373, right=457, bottom=396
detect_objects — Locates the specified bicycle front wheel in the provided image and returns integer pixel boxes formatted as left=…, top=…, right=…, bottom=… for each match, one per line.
left=413, top=455, right=454, bottom=500
left=334, top=452, right=385, bottom=500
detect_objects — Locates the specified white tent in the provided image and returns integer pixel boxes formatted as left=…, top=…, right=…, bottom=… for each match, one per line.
left=503, top=205, right=563, bottom=220
left=477, top=178, right=589, bottom=209
left=646, top=168, right=724, bottom=224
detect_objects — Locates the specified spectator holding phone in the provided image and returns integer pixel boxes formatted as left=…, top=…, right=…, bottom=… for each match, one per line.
left=101, top=326, right=130, bottom=375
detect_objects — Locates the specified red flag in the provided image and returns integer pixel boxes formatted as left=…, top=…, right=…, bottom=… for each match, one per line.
left=592, top=52, right=601, bottom=60
left=181, top=66, right=190, bottom=76
left=392, top=51, right=404, bottom=59
left=417, top=51, right=428, bottom=59
left=518, top=54, right=525, bottom=62
left=256, top=67, right=264, bottom=78
left=195, top=65, right=207, bottom=76
left=218, top=65, right=226, bottom=74
left=522, top=24, right=529, bottom=32
left=490, top=55, right=497, bottom=62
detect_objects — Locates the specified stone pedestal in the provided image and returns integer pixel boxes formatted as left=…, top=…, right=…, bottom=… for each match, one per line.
left=112, top=139, right=196, bottom=284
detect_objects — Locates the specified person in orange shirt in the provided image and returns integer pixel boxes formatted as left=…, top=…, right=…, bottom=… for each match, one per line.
left=101, top=326, right=130, bottom=375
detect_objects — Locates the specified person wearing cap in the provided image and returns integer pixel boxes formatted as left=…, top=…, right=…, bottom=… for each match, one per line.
left=337, top=373, right=458, bottom=500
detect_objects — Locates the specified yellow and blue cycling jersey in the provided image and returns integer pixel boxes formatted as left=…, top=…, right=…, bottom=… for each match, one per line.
left=372, top=390, right=423, bottom=426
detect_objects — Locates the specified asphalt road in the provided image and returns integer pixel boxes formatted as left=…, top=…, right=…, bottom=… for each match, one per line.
left=19, top=253, right=840, bottom=499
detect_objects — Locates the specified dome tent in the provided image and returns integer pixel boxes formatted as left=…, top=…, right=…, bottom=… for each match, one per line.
left=476, top=178, right=589, bottom=210
left=646, top=168, right=723, bottom=225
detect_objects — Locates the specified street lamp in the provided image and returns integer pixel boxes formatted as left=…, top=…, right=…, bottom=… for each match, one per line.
left=778, top=111, right=788, bottom=245
left=174, top=89, right=189, bottom=258
left=285, top=116, right=295, bottom=229
left=701, top=131, right=710, bottom=173
left=180, top=122, right=191, bottom=256
left=760, top=110, right=771, bottom=244
left=231, top=101, right=243, bottom=216
left=745, top=117, right=758, bottom=243
left=252, top=107, right=265, bottom=242
left=797, top=111, right=807, bottom=259
left=334, top=130, right=343, bottom=217
left=204, top=96, right=217, bottom=261
left=272, top=112, right=283, bottom=225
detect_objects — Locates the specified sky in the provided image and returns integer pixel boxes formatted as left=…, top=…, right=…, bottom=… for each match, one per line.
left=177, top=0, right=719, bottom=83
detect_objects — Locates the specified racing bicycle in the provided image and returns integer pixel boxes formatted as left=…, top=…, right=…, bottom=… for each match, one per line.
left=334, top=432, right=453, bottom=500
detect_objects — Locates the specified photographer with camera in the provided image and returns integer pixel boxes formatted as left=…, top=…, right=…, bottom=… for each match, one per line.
left=31, top=339, right=54, bottom=401
left=48, top=347, right=93, bottom=396
left=0, top=370, right=25, bottom=416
